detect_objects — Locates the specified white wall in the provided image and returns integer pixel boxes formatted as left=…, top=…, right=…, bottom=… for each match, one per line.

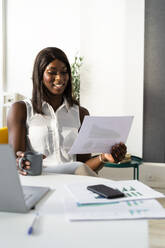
left=2, top=0, right=144, bottom=158
left=6, top=0, right=80, bottom=98
left=80, top=0, right=144, bottom=157
left=123, top=0, right=144, bottom=158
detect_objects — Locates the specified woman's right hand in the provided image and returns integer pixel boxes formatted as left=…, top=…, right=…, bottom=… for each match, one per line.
left=16, top=151, right=46, bottom=176
left=16, top=151, right=31, bottom=176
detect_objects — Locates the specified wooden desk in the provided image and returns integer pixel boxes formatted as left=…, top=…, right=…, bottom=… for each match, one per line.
left=149, top=195, right=165, bottom=248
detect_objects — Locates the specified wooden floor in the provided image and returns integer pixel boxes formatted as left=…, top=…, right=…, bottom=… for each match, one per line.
left=149, top=189, right=165, bottom=248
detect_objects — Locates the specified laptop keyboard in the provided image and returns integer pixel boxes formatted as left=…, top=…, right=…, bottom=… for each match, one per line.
left=23, top=192, right=33, bottom=201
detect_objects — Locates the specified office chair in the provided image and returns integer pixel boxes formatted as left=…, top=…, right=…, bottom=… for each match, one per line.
left=0, top=127, right=8, bottom=144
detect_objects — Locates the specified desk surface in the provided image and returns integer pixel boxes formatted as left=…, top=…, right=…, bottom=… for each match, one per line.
left=1, top=173, right=163, bottom=248
left=149, top=197, right=165, bottom=248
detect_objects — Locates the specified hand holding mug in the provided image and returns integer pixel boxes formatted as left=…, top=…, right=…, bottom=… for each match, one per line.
left=16, top=151, right=30, bottom=175
left=16, top=151, right=43, bottom=176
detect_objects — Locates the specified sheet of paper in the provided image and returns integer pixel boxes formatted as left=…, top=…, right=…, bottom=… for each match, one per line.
left=65, top=180, right=165, bottom=205
left=64, top=198, right=165, bottom=221
left=69, top=115, right=134, bottom=154
left=40, top=178, right=115, bottom=215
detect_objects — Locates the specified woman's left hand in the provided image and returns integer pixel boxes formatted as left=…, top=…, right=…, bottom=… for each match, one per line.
left=104, top=142, right=127, bottom=163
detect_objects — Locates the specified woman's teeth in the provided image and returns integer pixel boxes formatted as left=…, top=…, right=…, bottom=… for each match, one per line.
left=53, top=83, right=65, bottom=88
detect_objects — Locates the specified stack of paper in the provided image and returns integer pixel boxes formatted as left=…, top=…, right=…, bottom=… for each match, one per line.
left=64, top=180, right=165, bottom=221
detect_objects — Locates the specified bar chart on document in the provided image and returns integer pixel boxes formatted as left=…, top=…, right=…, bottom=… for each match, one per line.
left=126, top=200, right=150, bottom=216
left=121, top=186, right=143, bottom=197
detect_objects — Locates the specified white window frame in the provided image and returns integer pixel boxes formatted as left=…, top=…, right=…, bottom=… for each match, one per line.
left=0, top=0, right=6, bottom=127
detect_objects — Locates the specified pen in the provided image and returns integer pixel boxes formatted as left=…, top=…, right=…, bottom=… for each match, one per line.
left=27, top=212, right=39, bottom=235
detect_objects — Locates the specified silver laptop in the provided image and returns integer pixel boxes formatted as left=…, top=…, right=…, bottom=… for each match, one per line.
left=0, top=144, right=49, bottom=213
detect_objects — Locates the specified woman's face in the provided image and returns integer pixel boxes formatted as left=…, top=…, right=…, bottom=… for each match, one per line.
left=43, top=59, right=69, bottom=95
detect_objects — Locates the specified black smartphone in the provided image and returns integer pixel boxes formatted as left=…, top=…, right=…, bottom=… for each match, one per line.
left=87, top=184, right=125, bottom=199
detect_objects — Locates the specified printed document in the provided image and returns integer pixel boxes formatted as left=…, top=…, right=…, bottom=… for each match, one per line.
left=69, top=116, right=133, bottom=154
left=64, top=198, right=165, bottom=221
left=65, top=180, right=165, bottom=205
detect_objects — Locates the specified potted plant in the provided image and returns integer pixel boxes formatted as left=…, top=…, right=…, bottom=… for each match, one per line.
left=71, top=56, right=83, bottom=103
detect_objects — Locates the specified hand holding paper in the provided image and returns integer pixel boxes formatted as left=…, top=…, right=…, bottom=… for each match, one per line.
left=108, top=142, right=127, bottom=163
left=69, top=116, right=134, bottom=154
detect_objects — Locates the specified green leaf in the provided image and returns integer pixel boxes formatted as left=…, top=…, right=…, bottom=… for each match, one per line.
left=71, top=55, right=83, bottom=103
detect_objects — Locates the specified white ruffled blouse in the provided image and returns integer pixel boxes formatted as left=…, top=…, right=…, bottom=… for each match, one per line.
left=23, top=98, right=80, bottom=166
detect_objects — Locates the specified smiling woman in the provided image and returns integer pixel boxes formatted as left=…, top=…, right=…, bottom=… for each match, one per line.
left=43, top=59, right=69, bottom=97
left=7, top=47, right=127, bottom=177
